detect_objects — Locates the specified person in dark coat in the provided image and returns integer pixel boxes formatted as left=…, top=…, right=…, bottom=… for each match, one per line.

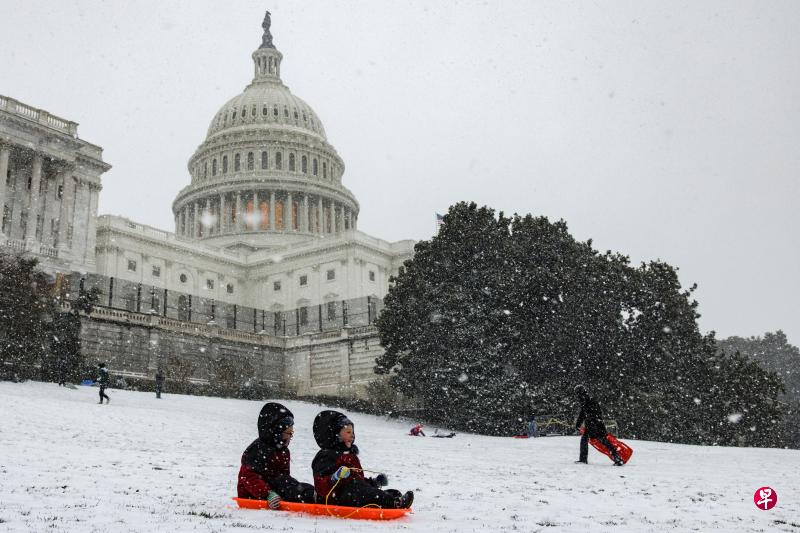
left=238, top=402, right=316, bottom=508
left=409, top=423, right=425, bottom=436
left=97, top=363, right=110, bottom=404
left=574, top=385, right=623, bottom=465
left=154, top=370, right=165, bottom=399
left=311, top=410, right=413, bottom=509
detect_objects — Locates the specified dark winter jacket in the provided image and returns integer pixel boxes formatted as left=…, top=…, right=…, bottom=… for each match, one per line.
left=311, top=410, right=380, bottom=499
left=97, top=367, right=109, bottom=386
left=575, top=395, right=608, bottom=439
left=237, top=402, right=300, bottom=500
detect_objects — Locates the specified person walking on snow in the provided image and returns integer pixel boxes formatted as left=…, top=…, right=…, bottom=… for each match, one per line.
left=97, top=363, right=110, bottom=404
left=574, top=385, right=623, bottom=466
left=155, top=370, right=165, bottom=399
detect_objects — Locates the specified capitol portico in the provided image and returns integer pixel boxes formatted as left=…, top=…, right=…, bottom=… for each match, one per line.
left=1, top=12, right=415, bottom=397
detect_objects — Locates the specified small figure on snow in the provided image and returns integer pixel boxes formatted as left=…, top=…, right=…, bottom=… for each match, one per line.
left=527, top=415, right=539, bottom=438
left=574, top=385, right=623, bottom=466
left=311, top=410, right=414, bottom=509
left=97, top=363, right=110, bottom=404
left=238, top=402, right=316, bottom=508
left=409, top=423, right=425, bottom=436
left=154, top=370, right=165, bottom=399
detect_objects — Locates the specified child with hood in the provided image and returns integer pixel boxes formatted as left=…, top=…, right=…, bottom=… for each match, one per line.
left=311, top=410, right=413, bottom=509
left=238, top=402, right=317, bottom=508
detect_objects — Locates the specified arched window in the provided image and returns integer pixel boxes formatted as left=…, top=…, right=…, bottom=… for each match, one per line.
left=273, top=105, right=278, bottom=117
left=293, top=110, right=298, bottom=121
left=289, top=153, right=295, bottom=171
left=262, top=105, right=268, bottom=117
left=203, top=162, right=208, bottom=179
left=302, top=112, right=307, bottom=122
left=313, top=159, right=318, bottom=176
left=247, top=152, right=254, bottom=171
left=212, top=159, right=217, bottom=176
left=261, top=151, right=268, bottom=169
left=323, top=162, right=327, bottom=179
left=284, top=107, right=289, bottom=118
left=251, top=105, right=256, bottom=117
left=222, top=155, right=228, bottom=174
left=275, top=152, right=283, bottom=169
left=232, top=109, right=237, bottom=120
left=234, top=153, right=241, bottom=172
left=301, top=155, right=308, bottom=174
left=242, top=107, right=246, bottom=118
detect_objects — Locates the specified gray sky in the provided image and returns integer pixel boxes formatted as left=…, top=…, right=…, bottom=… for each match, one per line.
left=2, top=1, right=798, bottom=345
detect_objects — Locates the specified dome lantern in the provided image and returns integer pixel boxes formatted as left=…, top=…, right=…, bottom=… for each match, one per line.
left=252, top=11, right=282, bottom=84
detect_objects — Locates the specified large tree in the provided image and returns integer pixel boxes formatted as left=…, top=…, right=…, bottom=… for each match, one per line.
left=376, top=202, right=788, bottom=446
left=44, top=282, right=101, bottom=384
left=0, top=252, right=55, bottom=380
left=717, top=331, right=799, bottom=447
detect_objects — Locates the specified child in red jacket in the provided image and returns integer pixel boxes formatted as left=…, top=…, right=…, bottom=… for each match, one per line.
left=238, top=402, right=316, bottom=508
left=311, top=410, right=413, bottom=509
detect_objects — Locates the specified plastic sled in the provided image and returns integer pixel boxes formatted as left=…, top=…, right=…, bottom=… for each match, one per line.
left=233, top=497, right=412, bottom=520
left=581, top=428, right=633, bottom=464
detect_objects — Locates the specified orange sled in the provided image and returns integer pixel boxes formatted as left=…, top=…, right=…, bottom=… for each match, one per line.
left=233, top=497, right=412, bottom=520
left=580, top=428, right=634, bottom=464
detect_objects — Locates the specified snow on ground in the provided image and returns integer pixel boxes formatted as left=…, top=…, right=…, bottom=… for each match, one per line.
left=0, top=382, right=798, bottom=533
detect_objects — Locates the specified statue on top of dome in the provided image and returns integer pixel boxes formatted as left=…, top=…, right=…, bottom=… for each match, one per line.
left=260, top=10, right=275, bottom=49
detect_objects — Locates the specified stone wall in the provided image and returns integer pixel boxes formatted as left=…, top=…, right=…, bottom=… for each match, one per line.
left=78, top=305, right=384, bottom=398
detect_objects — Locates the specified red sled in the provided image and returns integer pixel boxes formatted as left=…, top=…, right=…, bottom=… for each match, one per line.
left=580, top=428, right=633, bottom=464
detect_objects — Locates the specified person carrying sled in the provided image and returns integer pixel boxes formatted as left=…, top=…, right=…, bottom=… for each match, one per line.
left=238, top=402, right=316, bottom=509
left=97, top=363, right=110, bottom=404
left=409, top=423, right=425, bottom=437
left=311, top=410, right=413, bottom=509
left=574, top=385, right=623, bottom=466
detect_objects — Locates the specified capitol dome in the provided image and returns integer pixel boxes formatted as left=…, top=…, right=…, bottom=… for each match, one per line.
left=172, top=11, right=359, bottom=250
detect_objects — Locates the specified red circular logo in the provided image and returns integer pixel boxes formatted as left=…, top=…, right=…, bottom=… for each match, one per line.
left=753, top=487, right=777, bottom=510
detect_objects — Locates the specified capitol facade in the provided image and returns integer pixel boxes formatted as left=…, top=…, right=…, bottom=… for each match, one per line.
left=0, top=12, right=414, bottom=396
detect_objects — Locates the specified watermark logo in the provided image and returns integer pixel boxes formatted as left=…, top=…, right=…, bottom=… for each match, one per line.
left=753, top=487, right=777, bottom=510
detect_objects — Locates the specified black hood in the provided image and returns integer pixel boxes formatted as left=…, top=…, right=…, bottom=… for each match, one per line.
left=257, top=402, right=294, bottom=448
left=574, top=384, right=590, bottom=404
left=313, top=410, right=355, bottom=450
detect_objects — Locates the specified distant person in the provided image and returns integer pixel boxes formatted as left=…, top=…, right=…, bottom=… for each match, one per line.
left=155, top=370, right=165, bottom=399
left=574, top=385, right=622, bottom=466
left=528, top=416, right=539, bottom=438
left=57, top=358, right=68, bottom=387
left=409, top=423, right=426, bottom=437
left=237, top=402, right=316, bottom=507
left=97, top=363, right=110, bottom=404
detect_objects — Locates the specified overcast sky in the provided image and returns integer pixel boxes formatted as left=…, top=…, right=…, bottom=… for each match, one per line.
left=2, top=1, right=798, bottom=345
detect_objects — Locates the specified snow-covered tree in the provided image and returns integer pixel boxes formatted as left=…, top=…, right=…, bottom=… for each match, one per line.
left=0, top=252, right=55, bottom=380
left=375, top=202, right=789, bottom=446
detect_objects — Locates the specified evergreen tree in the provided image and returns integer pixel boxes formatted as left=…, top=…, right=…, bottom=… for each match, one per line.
left=717, top=332, right=799, bottom=447
left=0, top=252, right=55, bottom=381
left=45, top=283, right=100, bottom=384
left=375, top=202, right=789, bottom=446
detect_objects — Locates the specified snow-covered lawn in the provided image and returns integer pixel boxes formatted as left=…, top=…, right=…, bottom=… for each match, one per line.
left=0, top=382, right=797, bottom=532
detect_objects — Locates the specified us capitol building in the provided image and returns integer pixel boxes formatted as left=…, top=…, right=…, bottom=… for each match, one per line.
left=0, top=12, right=415, bottom=397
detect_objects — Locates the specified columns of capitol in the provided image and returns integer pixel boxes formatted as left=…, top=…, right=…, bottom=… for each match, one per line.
left=27, top=153, right=43, bottom=242
left=56, top=166, right=75, bottom=252
left=269, top=190, right=276, bottom=231
left=0, top=145, right=10, bottom=233
left=285, top=191, right=292, bottom=231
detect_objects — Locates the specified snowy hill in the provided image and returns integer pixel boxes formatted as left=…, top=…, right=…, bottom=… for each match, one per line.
left=0, top=382, right=797, bottom=532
